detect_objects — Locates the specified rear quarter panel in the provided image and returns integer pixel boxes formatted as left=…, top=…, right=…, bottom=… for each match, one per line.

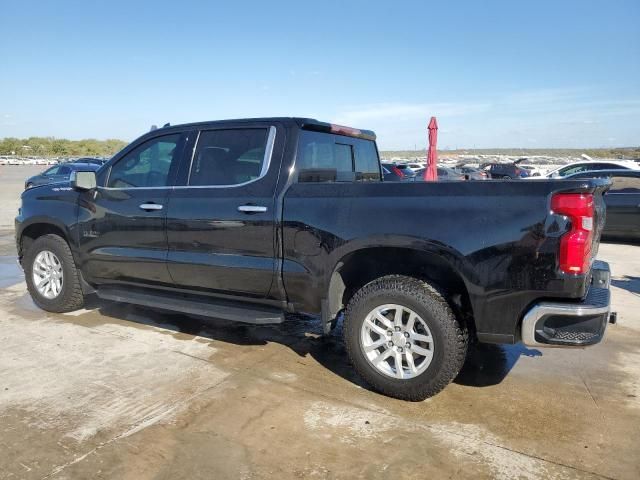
left=282, top=179, right=607, bottom=342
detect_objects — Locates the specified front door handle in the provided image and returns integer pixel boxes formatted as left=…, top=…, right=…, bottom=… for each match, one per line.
left=139, top=203, right=163, bottom=211
left=238, top=205, right=267, bottom=213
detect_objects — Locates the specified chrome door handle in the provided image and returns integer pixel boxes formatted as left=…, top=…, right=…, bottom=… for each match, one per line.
left=238, top=205, right=267, bottom=213
left=139, top=203, right=163, bottom=211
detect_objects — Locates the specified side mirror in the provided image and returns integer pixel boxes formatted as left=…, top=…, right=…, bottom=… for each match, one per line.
left=71, top=171, right=97, bottom=191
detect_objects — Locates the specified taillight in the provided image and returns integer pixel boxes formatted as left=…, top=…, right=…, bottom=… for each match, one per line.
left=392, top=166, right=405, bottom=178
left=551, top=193, right=594, bottom=275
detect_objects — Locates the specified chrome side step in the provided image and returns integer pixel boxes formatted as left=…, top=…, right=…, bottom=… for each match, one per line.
left=96, top=286, right=285, bottom=324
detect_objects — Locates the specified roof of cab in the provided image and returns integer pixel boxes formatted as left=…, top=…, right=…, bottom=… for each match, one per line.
left=152, top=117, right=376, bottom=141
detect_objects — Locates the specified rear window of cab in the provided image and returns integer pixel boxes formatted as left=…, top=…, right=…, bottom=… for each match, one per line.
left=296, top=130, right=381, bottom=182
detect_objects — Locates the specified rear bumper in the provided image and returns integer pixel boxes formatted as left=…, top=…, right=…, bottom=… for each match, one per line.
left=521, top=261, right=612, bottom=347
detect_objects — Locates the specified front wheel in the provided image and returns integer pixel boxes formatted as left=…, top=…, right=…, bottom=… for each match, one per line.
left=343, top=275, right=468, bottom=401
left=24, top=234, right=85, bottom=313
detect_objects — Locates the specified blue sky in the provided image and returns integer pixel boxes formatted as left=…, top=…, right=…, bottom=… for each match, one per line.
left=1, top=0, right=638, bottom=149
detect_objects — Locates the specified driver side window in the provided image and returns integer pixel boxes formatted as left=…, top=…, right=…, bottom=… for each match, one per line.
left=108, top=134, right=181, bottom=188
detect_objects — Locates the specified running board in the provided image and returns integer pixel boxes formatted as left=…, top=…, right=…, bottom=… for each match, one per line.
left=96, top=286, right=285, bottom=324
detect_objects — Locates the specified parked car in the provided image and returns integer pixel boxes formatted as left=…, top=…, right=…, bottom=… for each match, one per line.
left=381, top=162, right=417, bottom=181
left=413, top=166, right=465, bottom=181
left=24, top=162, right=101, bottom=189
left=75, top=157, right=108, bottom=166
left=543, top=160, right=639, bottom=179
left=382, top=164, right=405, bottom=181
left=16, top=117, right=613, bottom=401
left=454, top=166, right=489, bottom=180
left=563, top=170, right=640, bottom=240
left=513, top=158, right=546, bottom=177
left=393, top=163, right=418, bottom=179
left=483, top=163, right=529, bottom=179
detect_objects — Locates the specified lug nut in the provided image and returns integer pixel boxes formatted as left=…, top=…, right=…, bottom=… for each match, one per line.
left=394, top=326, right=401, bottom=332
left=405, top=343, right=411, bottom=349
left=387, top=341, right=393, bottom=347
left=397, top=347, right=403, bottom=353
left=386, top=330, right=393, bottom=336
left=404, top=332, right=409, bottom=338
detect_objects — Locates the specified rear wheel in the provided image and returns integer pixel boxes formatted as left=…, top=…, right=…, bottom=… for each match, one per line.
left=502, top=175, right=512, bottom=180
left=343, top=275, right=468, bottom=401
left=24, top=234, right=84, bottom=313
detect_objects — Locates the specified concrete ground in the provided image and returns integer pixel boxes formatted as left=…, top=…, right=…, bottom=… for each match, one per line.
left=0, top=165, right=639, bottom=479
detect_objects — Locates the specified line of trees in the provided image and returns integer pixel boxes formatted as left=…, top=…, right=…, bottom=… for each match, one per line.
left=0, top=137, right=128, bottom=157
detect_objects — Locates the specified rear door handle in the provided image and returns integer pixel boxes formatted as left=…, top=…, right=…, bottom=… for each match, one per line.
left=238, top=205, right=267, bottom=213
left=139, top=203, right=163, bottom=211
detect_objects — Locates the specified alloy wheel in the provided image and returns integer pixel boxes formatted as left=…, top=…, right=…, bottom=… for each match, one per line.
left=360, top=303, right=434, bottom=379
left=32, top=250, right=64, bottom=299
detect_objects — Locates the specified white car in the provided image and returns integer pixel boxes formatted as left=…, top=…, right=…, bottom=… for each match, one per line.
left=543, top=160, right=640, bottom=178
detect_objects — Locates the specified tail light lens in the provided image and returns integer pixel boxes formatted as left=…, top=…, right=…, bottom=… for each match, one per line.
left=551, top=193, right=594, bottom=275
left=392, top=166, right=405, bottom=178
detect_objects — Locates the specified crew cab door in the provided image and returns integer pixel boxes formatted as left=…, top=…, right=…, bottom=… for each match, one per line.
left=77, top=131, right=188, bottom=286
left=165, top=123, right=282, bottom=297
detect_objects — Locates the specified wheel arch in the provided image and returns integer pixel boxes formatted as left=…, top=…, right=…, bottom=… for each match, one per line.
left=18, top=219, right=71, bottom=260
left=327, top=246, right=476, bottom=338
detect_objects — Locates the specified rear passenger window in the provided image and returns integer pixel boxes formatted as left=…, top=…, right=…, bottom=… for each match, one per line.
left=189, top=129, right=269, bottom=186
left=296, top=130, right=380, bottom=182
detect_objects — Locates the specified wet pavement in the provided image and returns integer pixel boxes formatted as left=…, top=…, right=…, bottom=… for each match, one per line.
left=0, top=166, right=639, bottom=479
left=0, top=239, right=638, bottom=480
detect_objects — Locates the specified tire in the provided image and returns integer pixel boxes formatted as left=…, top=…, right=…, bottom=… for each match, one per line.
left=343, top=275, right=468, bottom=401
left=502, top=175, right=511, bottom=180
left=24, top=234, right=84, bottom=313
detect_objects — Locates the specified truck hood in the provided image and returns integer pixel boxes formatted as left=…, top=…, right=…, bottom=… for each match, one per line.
left=21, top=180, right=74, bottom=199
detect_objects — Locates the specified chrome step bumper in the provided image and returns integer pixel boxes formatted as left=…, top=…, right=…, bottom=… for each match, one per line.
left=522, top=262, right=612, bottom=347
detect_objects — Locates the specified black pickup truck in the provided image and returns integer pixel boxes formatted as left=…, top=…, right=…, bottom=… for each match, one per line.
left=15, top=118, right=613, bottom=400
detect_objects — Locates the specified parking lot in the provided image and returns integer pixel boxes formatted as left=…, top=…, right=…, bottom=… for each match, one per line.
left=1, top=166, right=639, bottom=479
